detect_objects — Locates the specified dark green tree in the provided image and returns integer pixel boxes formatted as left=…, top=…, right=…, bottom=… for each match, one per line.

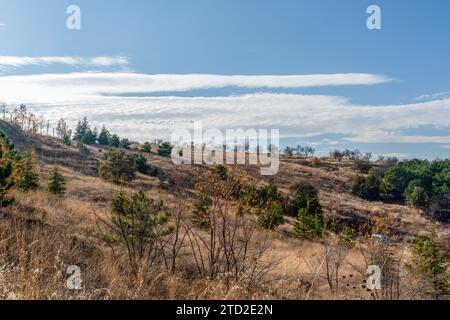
left=97, top=126, right=110, bottom=145
left=133, top=154, right=150, bottom=174
left=142, top=141, right=152, bottom=153
left=109, top=134, right=120, bottom=148
left=102, top=190, right=172, bottom=273
left=257, top=202, right=285, bottom=230
left=82, top=128, right=97, bottom=145
left=406, top=233, right=449, bottom=299
left=120, top=138, right=131, bottom=149
left=73, top=117, right=89, bottom=141
left=157, top=141, right=173, bottom=156
left=293, top=197, right=324, bottom=239
left=99, top=149, right=136, bottom=184
left=351, top=171, right=382, bottom=201
left=47, top=166, right=66, bottom=195
left=0, top=130, right=17, bottom=205
left=290, top=179, right=318, bottom=213
left=15, top=150, right=40, bottom=192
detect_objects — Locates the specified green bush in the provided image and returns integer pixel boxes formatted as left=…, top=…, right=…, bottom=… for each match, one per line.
left=258, top=183, right=281, bottom=205
left=99, top=150, right=135, bottom=184
left=406, top=233, right=449, bottom=299
left=142, top=142, right=152, bottom=153
left=380, top=160, right=450, bottom=214
left=338, top=226, right=357, bottom=248
left=290, top=179, right=318, bottom=213
left=157, top=141, right=173, bottom=156
left=191, top=194, right=212, bottom=229
left=404, top=180, right=429, bottom=207
left=257, top=203, right=285, bottom=230
left=351, top=171, right=382, bottom=201
left=132, top=154, right=150, bottom=173
left=102, top=190, right=172, bottom=273
left=120, top=138, right=131, bottom=150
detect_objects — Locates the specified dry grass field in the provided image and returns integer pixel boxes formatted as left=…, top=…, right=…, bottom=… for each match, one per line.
left=0, top=120, right=448, bottom=300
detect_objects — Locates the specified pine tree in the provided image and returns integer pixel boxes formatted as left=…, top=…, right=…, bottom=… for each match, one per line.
left=257, top=203, right=285, bottom=230
left=293, top=197, right=324, bottom=239
left=82, top=128, right=97, bottom=145
left=120, top=138, right=131, bottom=149
left=142, top=141, right=152, bottom=153
left=191, top=193, right=212, bottom=228
left=99, top=149, right=135, bottom=183
left=15, top=150, right=40, bottom=192
left=47, top=166, right=66, bottom=195
left=109, top=134, right=120, bottom=147
left=103, top=190, right=172, bottom=273
left=406, top=233, right=450, bottom=299
left=158, top=141, right=172, bottom=156
left=0, top=130, right=17, bottom=206
left=98, top=126, right=110, bottom=145
left=73, top=117, right=89, bottom=141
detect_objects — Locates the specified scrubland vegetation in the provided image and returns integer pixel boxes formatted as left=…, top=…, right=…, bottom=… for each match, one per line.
left=0, top=105, right=448, bottom=300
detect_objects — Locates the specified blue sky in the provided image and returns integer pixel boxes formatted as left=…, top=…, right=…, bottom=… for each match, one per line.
left=0, top=0, right=449, bottom=159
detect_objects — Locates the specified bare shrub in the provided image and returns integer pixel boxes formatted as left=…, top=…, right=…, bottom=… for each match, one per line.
left=185, top=168, right=278, bottom=291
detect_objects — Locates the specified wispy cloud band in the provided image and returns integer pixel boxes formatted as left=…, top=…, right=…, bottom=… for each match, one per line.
left=0, top=72, right=392, bottom=98
left=0, top=71, right=448, bottom=154
left=0, top=56, right=129, bottom=70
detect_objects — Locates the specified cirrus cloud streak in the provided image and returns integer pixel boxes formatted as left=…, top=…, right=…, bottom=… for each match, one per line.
left=0, top=72, right=448, bottom=153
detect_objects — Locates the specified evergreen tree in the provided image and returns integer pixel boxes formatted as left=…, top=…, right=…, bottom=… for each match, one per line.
left=99, top=149, right=135, bottom=183
left=257, top=203, right=285, bottom=230
left=82, top=128, right=97, bottom=145
left=406, top=233, right=449, bottom=299
left=109, top=134, right=120, bottom=147
left=73, top=117, right=89, bottom=141
left=98, top=126, right=110, bottom=145
left=293, top=197, right=324, bottom=239
left=290, top=179, right=318, bottom=213
left=142, top=141, right=152, bottom=153
left=120, top=138, right=131, bottom=149
left=0, top=130, right=17, bottom=206
left=157, top=141, right=172, bottom=156
left=338, top=226, right=357, bottom=248
left=15, top=150, right=40, bottom=192
left=132, top=154, right=150, bottom=174
left=191, top=193, right=212, bottom=228
left=62, top=134, right=71, bottom=146
left=47, top=166, right=66, bottom=195
left=102, top=190, right=172, bottom=273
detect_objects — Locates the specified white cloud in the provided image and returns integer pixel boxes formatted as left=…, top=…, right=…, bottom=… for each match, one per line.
left=0, top=72, right=448, bottom=147
left=0, top=72, right=392, bottom=100
left=0, top=56, right=130, bottom=70
left=416, top=91, right=450, bottom=101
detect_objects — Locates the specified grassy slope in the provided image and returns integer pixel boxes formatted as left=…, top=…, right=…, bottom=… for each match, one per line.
left=1, top=120, right=448, bottom=299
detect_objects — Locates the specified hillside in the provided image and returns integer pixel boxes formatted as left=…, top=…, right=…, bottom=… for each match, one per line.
left=0, top=120, right=448, bottom=300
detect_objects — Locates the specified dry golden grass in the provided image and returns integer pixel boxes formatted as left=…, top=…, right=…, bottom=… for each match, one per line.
left=0, top=122, right=448, bottom=300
